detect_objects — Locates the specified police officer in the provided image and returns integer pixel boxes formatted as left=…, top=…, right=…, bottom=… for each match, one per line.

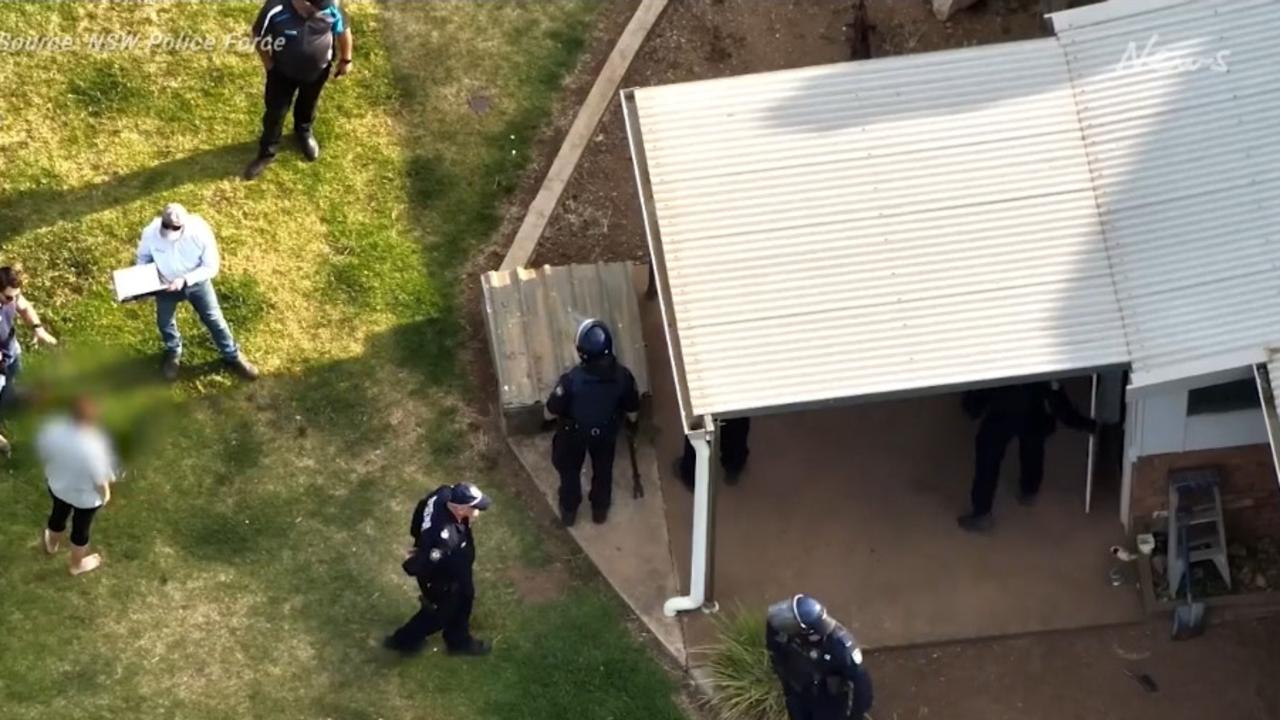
left=545, top=319, right=640, bottom=527
left=384, top=482, right=492, bottom=656
left=675, top=417, right=751, bottom=489
left=957, top=380, right=1098, bottom=532
left=766, top=594, right=873, bottom=720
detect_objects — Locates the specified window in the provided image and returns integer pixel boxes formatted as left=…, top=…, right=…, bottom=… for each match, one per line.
left=1186, top=378, right=1260, bottom=416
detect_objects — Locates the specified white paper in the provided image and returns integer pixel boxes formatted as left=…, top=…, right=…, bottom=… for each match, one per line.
left=112, top=263, right=165, bottom=302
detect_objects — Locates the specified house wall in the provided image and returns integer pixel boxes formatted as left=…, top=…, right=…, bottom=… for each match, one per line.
left=1132, top=367, right=1270, bottom=457
left=1129, top=444, right=1280, bottom=542
left=1123, top=366, right=1279, bottom=537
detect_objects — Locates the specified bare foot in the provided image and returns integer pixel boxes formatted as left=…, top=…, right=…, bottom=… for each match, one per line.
left=42, top=529, right=61, bottom=554
left=69, top=554, right=102, bottom=576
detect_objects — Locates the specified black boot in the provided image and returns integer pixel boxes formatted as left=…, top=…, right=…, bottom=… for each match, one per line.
left=243, top=154, right=274, bottom=181
left=161, top=351, right=181, bottom=382
left=447, top=639, right=491, bottom=657
left=382, top=634, right=424, bottom=656
left=297, top=133, right=320, bottom=161
left=956, top=512, right=994, bottom=533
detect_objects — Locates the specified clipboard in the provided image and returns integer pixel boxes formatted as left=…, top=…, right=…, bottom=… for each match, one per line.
left=112, top=263, right=166, bottom=302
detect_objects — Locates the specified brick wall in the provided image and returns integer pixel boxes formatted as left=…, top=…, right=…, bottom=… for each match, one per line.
left=1130, top=444, right=1280, bottom=541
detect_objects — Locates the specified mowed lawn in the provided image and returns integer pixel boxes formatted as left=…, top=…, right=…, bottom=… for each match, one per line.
left=0, top=2, right=686, bottom=719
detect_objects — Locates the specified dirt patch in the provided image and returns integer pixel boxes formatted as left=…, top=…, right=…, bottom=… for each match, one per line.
left=506, top=562, right=572, bottom=604
left=525, top=0, right=1048, bottom=268
left=460, top=0, right=640, bottom=427
left=871, top=617, right=1280, bottom=720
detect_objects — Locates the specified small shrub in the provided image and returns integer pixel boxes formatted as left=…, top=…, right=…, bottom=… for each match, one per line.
left=697, top=608, right=787, bottom=720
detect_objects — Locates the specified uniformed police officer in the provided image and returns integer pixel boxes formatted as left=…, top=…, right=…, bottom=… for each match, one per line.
left=545, top=319, right=640, bottom=527
left=384, top=482, right=492, bottom=656
left=766, top=594, right=873, bottom=720
left=676, top=416, right=751, bottom=489
left=957, top=380, right=1098, bottom=532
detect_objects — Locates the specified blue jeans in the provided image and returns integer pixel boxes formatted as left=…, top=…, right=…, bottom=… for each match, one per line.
left=0, top=355, right=20, bottom=415
left=155, top=281, right=239, bottom=361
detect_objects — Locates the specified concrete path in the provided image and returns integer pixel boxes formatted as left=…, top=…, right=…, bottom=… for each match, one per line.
left=635, top=283, right=1146, bottom=650
left=508, top=430, right=688, bottom=666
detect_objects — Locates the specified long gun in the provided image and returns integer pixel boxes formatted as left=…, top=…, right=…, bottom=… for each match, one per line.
left=626, top=422, right=643, bottom=499
left=844, top=0, right=873, bottom=61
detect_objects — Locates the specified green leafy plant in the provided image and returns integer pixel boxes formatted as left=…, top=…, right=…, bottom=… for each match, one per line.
left=696, top=608, right=787, bottom=720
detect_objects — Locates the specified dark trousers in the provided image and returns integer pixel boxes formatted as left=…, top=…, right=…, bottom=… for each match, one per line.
left=258, top=66, right=331, bottom=158
left=389, top=577, right=474, bottom=651
left=553, top=427, right=616, bottom=512
left=970, top=417, right=1047, bottom=516
left=47, top=490, right=99, bottom=547
left=679, top=417, right=751, bottom=486
left=784, top=692, right=855, bottom=720
left=0, top=355, right=22, bottom=418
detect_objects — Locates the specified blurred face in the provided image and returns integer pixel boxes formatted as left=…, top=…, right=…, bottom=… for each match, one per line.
left=160, top=219, right=183, bottom=241
left=447, top=502, right=481, bottom=522
left=73, top=397, right=100, bottom=424
left=0, top=288, right=18, bottom=304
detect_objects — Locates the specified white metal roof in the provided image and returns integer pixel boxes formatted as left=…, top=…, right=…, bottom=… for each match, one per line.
left=625, top=0, right=1280, bottom=425
left=1056, top=0, right=1280, bottom=388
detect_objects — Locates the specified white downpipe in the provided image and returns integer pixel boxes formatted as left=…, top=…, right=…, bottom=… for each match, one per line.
left=664, top=431, right=711, bottom=616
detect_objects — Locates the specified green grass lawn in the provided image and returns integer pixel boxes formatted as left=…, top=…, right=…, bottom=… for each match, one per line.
left=0, top=2, right=687, bottom=718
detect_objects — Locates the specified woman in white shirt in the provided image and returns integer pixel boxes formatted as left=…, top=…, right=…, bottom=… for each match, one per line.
left=38, top=396, right=116, bottom=576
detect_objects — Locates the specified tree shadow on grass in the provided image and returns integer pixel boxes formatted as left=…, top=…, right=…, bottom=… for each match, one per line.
left=0, top=141, right=255, bottom=244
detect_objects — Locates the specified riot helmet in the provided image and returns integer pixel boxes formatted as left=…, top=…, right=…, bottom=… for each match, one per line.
left=766, top=594, right=836, bottom=638
left=575, top=319, right=614, bottom=362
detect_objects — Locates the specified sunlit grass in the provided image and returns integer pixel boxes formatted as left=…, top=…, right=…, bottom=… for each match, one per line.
left=0, top=2, right=685, bottom=718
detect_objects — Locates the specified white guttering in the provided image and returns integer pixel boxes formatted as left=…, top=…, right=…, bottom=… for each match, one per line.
left=664, top=426, right=712, bottom=616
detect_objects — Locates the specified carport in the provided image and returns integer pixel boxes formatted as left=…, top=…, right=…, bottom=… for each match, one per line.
left=622, top=0, right=1280, bottom=646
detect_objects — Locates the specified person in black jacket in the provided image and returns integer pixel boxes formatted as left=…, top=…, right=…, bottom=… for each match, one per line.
left=384, top=483, right=492, bottom=656
left=244, top=0, right=355, bottom=180
left=957, top=380, right=1098, bottom=532
left=545, top=319, right=640, bottom=527
left=676, top=417, right=751, bottom=489
left=766, top=594, right=873, bottom=720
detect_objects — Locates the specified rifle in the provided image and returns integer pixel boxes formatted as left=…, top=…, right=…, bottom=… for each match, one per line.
left=626, top=421, right=643, bottom=499
left=844, top=0, right=873, bottom=61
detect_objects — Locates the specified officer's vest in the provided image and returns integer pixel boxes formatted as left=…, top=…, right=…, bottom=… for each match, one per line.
left=777, top=635, right=850, bottom=699
left=268, top=2, right=336, bottom=83
left=566, top=363, right=628, bottom=430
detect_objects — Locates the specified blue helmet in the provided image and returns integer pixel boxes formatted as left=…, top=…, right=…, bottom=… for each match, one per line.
left=767, top=594, right=836, bottom=638
left=575, top=319, right=614, bottom=362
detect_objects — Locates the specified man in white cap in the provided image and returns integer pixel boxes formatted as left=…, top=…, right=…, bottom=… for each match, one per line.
left=385, top=482, right=493, bottom=657
left=136, top=204, right=259, bottom=381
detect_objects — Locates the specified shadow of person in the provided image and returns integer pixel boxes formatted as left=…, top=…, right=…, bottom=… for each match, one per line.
left=0, top=141, right=256, bottom=244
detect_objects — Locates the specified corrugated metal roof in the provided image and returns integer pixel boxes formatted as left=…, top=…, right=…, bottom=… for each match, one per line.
left=627, top=38, right=1130, bottom=422
left=626, top=0, right=1280, bottom=425
left=1057, top=0, right=1280, bottom=387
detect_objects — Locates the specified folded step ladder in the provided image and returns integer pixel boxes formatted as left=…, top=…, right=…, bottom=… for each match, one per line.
left=1166, top=468, right=1231, bottom=595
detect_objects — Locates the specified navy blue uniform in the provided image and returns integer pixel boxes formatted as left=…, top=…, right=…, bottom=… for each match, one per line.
left=963, top=381, right=1096, bottom=515
left=767, top=620, right=873, bottom=719
left=387, top=485, right=477, bottom=652
left=546, top=357, right=640, bottom=514
left=679, top=417, right=751, bottom=487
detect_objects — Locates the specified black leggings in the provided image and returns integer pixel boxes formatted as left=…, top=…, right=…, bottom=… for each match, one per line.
left=47, top=491, right=98, bottom=547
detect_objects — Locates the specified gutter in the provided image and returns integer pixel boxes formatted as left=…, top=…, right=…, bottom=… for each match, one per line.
left=664, top=430, right=712, bottom=616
